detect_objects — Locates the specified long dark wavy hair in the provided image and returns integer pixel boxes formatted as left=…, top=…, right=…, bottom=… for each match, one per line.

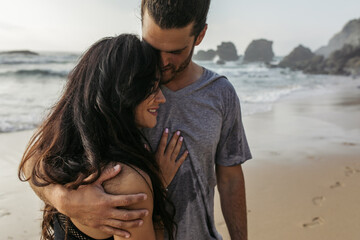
left=18, top=34, right=175, bottom=239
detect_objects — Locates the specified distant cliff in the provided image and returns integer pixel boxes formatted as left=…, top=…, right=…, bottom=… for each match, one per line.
left=316, top=18, right=360, bottom=58
left=278, top=44, right=360, bottom=76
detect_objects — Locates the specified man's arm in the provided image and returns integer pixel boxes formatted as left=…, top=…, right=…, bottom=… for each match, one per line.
left=23, top=158, right=148, bottom=238
left=216, top=164, right=247, bottom=240
left=72, top=164, right=157, bottom=240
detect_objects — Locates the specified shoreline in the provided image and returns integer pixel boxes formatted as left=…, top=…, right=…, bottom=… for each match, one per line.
left=1, top=84, right=360, bottom=239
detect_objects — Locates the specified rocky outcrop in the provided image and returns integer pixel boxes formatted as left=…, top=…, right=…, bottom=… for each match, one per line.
left=193, top=49, right=216, bottom=61
left=278, top=45, right=315, bottom=69
left=322, top=44, right=360, bottom=75
left=345, top=57, right=360, bottom=76
left=283, top=44, right=360, bottom=76
left=216, top=42, right=239, bottom=61
left=193, top=41, right=239, bottom=62
left=216, top=59, right=226, bottom=65
left=0, top=50, right=39, bottom=55
left=316, top=18, right=360, bottom=58
left=243, top=39, right=274, bottom=63
left=300, top=55, right=326, bottom=74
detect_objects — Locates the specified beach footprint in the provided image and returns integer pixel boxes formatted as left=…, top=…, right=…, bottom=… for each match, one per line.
left=302, top=217, right=325, bottom=228
left=269, top=151, right=280, bottom=156
left=0, top=208, right=11, bottom=217
left=312, top=196, right=325, bottom=206
left=330, top=181, right=344, bottom=189
left=345, top=166, right=355, bottom=177
left=342, top=142, right=357, bottom=146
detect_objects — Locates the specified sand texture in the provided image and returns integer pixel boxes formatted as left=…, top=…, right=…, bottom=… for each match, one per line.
left=1, top=86, right=360, bottom=239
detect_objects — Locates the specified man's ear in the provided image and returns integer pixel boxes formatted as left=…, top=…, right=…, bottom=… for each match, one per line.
left=195, top=24, right=208, bottom=46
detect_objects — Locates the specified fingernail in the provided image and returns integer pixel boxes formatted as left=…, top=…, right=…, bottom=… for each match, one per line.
left=145, top=210, right=149, bottom=216
left=139, top=220, right=144, bottom=226
left=176, top=131, right=180, bottom=136
left=179, top=136, right=183, bottom=141
left=186, top=150, right=189, bottom=154
left=113, top=165, right=120, bottom=171
left=165, top=128, right=169, bottom=133
left=143, top=194, right=147, bottom=200
left=125, top=234, right=130, bottom=238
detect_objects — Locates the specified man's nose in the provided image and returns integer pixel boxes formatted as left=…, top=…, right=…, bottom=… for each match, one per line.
left=160, top=52, right=172, bottom=68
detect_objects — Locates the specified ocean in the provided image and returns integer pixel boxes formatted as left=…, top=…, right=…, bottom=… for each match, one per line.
left=0, top=52, right=359, bottom=133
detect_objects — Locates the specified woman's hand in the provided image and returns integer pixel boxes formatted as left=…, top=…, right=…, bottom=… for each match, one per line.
left=154, top=128, right=188, bottom=188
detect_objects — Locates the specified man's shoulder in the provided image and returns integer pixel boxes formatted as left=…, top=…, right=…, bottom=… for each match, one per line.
left=200, top=67, right=230, bottom=85
left=201, top=68, right=237, bottom=95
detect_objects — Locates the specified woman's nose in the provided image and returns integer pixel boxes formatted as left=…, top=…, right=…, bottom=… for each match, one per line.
left=155, top=89, right=166, bottom=104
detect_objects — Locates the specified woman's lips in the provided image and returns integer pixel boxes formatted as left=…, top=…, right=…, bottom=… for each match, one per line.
left=148, top=108, right=158, bottom=116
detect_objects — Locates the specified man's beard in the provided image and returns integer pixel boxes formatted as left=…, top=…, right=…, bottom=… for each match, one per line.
left=160, top=45, right=195, bottom=84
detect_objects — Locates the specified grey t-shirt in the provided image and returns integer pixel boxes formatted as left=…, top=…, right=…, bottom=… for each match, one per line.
left=143, top=68, right=252, bottom=239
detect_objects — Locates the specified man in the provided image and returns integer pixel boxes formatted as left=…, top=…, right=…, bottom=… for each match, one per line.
left=141, top=1, right=251, bottom=239
left=24, top=0, right=251, bottom=239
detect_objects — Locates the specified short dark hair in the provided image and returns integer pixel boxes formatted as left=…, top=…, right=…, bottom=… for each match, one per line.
left=141, top=0, right=211, bottom=36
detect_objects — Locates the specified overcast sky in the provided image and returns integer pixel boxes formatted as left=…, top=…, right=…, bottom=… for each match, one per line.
left=0, top=0, right=359, bottom=55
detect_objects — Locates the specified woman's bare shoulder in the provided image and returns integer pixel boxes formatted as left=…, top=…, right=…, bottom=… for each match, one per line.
left=102, top=163, right=153, bottom=197
left=103, top=163, right=157, bottom=240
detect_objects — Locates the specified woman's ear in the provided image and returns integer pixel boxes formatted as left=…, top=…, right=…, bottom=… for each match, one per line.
left=195, top=24, right=208, bottom=46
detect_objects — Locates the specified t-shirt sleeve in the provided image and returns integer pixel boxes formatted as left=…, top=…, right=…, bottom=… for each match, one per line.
left=215, top=80, right=252, bottom=166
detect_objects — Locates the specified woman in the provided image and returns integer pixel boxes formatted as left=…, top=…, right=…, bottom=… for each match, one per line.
left=18, top=34, right=186, bottom=240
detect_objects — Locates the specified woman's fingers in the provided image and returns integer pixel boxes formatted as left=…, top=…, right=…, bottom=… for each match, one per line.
left=157, top=128, right=169, bottom=155
left=165, top=130, right=180, bottom=157
left=176, top=150, right=188, bottom=168
left=170, top=136, right=183, bottom=161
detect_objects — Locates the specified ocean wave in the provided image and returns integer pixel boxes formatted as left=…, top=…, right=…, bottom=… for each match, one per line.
left=0, top=53, right=79, bottom=65
left=0, top=59, right=75, bottom=65
left=0, top=69, right=69, bottom=78
left=241, top=85, right=303, bottom=103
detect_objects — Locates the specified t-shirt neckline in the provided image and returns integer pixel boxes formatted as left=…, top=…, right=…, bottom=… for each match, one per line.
left=161, top=67, right=209, bottom=96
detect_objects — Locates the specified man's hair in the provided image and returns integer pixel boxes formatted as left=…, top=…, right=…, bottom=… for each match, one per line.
left=141, top=0, right=211, bottom=36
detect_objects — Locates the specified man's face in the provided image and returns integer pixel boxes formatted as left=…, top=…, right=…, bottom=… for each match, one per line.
left=142, top=9, right=196, bottom=84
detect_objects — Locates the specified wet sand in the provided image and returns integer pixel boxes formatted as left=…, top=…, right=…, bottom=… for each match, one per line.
left=1, top=85, right=360, bottom=239
left=215, top=86, right=360, bottom=240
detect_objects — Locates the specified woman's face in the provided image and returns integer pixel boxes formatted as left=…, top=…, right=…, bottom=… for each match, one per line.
left=135, top=87, right=166, bottom=128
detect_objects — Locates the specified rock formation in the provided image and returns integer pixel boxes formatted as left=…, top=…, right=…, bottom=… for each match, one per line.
left=243, top=39, right=274, bottom=63
left=0, top=50, right=39, bottom=55
left=322, top=44, right=360, bottom=75
left=193, top=49, right=216, bottom=61
left=193, top=41, right=239, bottom=62
left=281, top=44, right=360, bottom=76
left=216, top=42, right=239, bottom=61
left=316, top=18, right=360, bottom=58
left=278, top=45, right=315, bottom=70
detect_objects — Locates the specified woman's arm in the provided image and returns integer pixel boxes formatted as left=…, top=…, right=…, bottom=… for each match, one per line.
left=71, top=163, right=158, bottom=240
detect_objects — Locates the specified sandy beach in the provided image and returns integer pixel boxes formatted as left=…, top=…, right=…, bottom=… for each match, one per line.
left=1, top=84, right=360, bottom=239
